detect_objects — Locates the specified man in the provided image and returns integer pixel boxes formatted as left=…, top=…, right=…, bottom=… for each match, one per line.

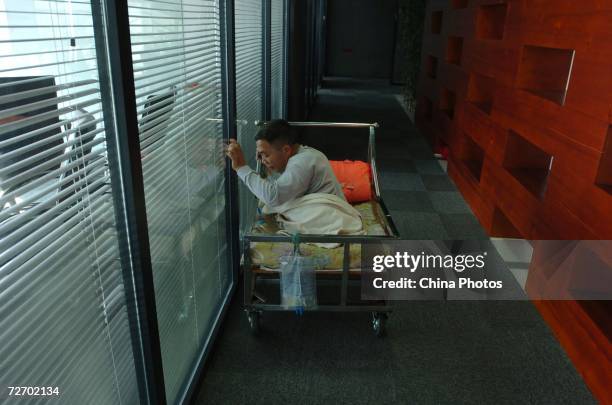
left=225, top=119, right=345, bottom=207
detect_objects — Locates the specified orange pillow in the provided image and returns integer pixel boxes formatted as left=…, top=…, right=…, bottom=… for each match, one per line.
left=329, top=160, right=372, bottom=203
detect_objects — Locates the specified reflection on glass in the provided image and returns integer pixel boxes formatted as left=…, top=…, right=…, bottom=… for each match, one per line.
left=270, top=0, right=285, bottom=119
left=127, top=0, right=230, bottom=401
left=0, top=0, right=140, bottom=403
left=235, top=0, right=263, bottom=236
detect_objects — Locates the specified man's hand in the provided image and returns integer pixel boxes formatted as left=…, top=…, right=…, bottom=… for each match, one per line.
left=225, top=138, right=247, bottom=171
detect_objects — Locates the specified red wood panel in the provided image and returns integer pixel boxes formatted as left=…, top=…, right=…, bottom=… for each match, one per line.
left=530, top=300, right=612, bottom=404
left=447, top=157, right=495, bottom=230
left=415, top=0, right=612, bottom=400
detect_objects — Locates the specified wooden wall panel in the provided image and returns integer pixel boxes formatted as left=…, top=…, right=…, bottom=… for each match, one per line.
left=415, top=1, right=612, bottom=401
left=530, top=299, right=612, bottom=405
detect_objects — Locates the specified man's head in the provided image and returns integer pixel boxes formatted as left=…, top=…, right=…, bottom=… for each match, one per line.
left=255, top=119, right=298, bottom=172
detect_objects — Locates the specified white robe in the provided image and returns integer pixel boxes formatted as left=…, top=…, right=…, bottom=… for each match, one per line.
left=262, top=193, right=364, bottom=247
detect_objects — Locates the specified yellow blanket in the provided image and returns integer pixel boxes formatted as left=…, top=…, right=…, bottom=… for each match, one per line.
left=249, top=201, right=387, bottom=270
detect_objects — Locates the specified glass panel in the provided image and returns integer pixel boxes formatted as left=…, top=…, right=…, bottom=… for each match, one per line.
left=234, top=0, right=263, bottom=236
left=0, top=0, right=141, bottom=403
left=270, top=0, right=285, bottom=119
left=126, top=0, right=230, bottom=402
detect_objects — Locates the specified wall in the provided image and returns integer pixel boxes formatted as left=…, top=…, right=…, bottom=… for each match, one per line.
left=288, top=0, right=325, bottom=120
left=414, top=1, right=612, bottom=401
left=325, top=0, right=398, bottom=79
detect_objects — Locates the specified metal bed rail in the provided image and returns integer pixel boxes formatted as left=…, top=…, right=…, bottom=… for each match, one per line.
left=255, top=120, right=382, bottom=199
left=242, top=225, right=399, bottom=335
left=242, top=234, right=394, bottom=333
left=256, top=120, right=379, bottom=127
left=245, top=121, right=396, bottom=336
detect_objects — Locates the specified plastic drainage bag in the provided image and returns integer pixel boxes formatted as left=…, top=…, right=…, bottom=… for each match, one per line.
left=279, top=254, right=319, bottom=310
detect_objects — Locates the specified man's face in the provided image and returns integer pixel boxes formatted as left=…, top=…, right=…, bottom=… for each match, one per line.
left=256, top=139, right=291, bottom=172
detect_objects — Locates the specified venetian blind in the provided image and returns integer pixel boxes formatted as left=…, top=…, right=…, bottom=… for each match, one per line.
left=0, top=0, right=140, bottom=403
left=270, top=0, right=285, bottom=119
left=126, top=0, right=230, bottom=402
left=234, top=0, right=262, bottom=236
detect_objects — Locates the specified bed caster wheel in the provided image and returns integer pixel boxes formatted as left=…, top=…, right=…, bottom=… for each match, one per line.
left=372, top=312, right=387, bottom=337
left=247, top=311, right=261, bottom=335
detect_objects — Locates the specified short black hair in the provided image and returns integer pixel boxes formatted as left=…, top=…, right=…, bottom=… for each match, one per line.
left=254, top=119, right=297, bottom=146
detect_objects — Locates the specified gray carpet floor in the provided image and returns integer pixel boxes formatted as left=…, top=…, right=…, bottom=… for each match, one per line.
left=194, top=78, right=594, bottom=405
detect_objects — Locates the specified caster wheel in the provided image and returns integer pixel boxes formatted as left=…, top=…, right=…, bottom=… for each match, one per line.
left=372, top=312, right=387, bottom=337
left=247, top=311, right=261, bottom=335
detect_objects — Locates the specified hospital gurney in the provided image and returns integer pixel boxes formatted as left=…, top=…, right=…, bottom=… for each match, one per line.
left=243, top=121, right=399, bottom=337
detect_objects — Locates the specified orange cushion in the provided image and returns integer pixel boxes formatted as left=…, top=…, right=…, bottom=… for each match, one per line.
left=329, top=160, right=372, bottom=203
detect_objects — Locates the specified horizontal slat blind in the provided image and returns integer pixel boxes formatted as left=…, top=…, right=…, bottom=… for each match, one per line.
left=127, top=0, right=230, bottom=402
left=270, top=0, right=284, bottom=119
left=234, top=0, right=262, bottom=236
left=0, top=1, right=140, bottom=404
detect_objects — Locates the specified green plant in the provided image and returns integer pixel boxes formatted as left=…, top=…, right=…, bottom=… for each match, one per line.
left=397, top=0, right=426, bottom=116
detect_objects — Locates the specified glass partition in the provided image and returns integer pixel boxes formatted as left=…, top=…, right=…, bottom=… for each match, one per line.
left=0, top=0, right=141, bottom=403
left=126, top=0, right=230, bottom=401
left=234, top=0, right=263, bottom=236
left=270, top=0, right=285, bottom=119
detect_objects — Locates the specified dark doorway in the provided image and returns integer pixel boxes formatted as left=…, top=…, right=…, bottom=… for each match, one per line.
left=325, top=0, right=398, bottom=79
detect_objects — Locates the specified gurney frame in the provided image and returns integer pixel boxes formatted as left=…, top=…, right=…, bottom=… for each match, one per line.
left=243, top=121, right=399, bottom=336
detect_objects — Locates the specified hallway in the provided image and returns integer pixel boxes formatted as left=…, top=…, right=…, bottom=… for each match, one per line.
left=195, top=79, right=594, bottom=404
left=312, top=78, right=489, bottom=240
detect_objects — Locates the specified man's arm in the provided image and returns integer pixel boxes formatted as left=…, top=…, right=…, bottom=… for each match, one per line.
left=236, top=163, right=310, bottom=207
left=226, top=139, right=310, bottom=206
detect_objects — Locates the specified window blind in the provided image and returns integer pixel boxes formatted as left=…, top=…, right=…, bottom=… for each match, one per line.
left=0, top=1, right=140, bottom=404
left=126, top=0, right=230, bottom=402
left=234, top=0, right=262, bottom=236
left=270, top=0, right=285, bottom=119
